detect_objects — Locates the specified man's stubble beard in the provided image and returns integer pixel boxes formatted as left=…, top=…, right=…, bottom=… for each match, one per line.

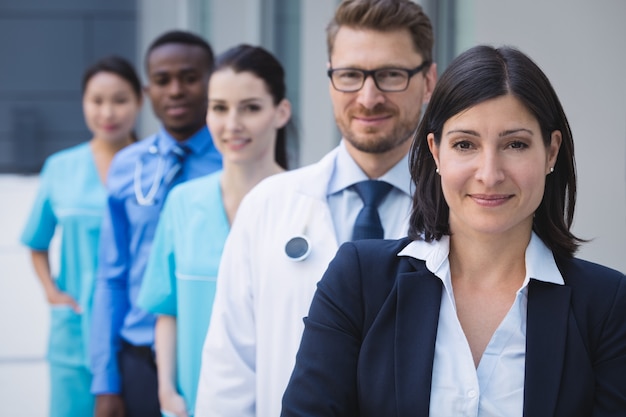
left=339, top=111, right=421, bottom=155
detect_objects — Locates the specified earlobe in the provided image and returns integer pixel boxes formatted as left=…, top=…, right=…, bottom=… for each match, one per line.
left=275, top=99, right=292, bottom=129
left=422, top=63, right=438, bottom=104
left=548, top=130, right=562, bottom=170
left=427, top=133, right=440, bottom=168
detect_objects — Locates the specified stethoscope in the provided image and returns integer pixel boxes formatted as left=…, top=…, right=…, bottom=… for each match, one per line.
left=285, top=235, right=311, bottom=262
left=284, top=201, right=316, bottom=262
left=134, top=145, right=183, bottom=206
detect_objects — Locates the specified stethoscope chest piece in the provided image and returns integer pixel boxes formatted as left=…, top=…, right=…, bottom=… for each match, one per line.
left=285, top=235, right=311, bottom=262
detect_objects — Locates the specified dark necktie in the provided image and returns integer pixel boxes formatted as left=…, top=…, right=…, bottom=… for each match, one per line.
left=165, top=144, right=191, bottom=185
left=352, top=180, right=393, bottom=240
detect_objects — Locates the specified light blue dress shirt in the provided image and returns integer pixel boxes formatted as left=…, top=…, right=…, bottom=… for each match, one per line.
left=138, top=172, right=228, bottom=416
left=398, top=232, right=565, bottom=417
left=90, top=126, right=222, bottom=395
left=327, top=141, right=413, bottom=243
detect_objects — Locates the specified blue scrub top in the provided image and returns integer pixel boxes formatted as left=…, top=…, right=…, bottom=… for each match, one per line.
left=90, top=126, right=222, bottom=395
left=138, top=172, right=229, bottom=414
left=21, top=142, right=105, bottom=367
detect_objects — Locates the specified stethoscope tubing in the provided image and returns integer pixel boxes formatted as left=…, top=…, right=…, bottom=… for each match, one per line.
left=133, top=145, right=181, bottom=206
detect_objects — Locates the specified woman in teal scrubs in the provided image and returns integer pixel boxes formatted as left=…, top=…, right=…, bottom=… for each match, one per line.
left=21, top=55, right=142, bottom=417
left=138, top=44, right=293, bottom=417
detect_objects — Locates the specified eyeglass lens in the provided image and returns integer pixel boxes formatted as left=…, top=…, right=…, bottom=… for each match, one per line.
left=331, top=68, right=410, bottom=92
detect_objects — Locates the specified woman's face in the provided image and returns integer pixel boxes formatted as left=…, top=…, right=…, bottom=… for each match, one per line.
left=82, top=71, right=141, bottom=143
left=206, top=68, right=290, bottom=166
left=428, top=94, right=561, bottom=240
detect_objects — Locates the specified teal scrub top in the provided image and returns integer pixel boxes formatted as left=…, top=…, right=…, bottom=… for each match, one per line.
left=21, top=142, right=106, bottom=367
left=138, top=171, right=229, bottom=414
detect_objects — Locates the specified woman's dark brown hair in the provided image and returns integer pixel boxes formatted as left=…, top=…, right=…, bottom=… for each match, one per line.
left=409, top=45, right=583, bottom=258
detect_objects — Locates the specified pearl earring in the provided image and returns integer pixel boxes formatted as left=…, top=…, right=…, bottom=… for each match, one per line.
left=436, top=168, right=440, bottom=174
left=550, top=167, right=554, bottom=173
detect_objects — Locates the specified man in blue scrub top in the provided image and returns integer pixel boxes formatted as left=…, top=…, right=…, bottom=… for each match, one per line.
left=89, top=30, right=222, bottom=417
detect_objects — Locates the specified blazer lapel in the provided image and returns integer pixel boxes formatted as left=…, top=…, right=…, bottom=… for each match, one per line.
left=395, top=258, right=442, bottom=416
left=523, top=279, right=572, bottom=417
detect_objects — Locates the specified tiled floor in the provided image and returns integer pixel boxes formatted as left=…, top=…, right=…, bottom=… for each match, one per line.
left=1, top=174, right=50, bottom=416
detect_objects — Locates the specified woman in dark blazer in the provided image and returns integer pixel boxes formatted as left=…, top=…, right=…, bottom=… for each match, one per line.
left=281, top=45, right=626, bottom=417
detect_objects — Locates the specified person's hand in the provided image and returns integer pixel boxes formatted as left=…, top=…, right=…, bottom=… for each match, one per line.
left=159, top=390, right=189, bottom=417
left=95, top=394, right=125, bottom=417
left=46, top=287, right=81, bottom=313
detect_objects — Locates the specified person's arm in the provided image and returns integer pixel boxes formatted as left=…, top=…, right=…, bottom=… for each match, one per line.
left=281, top=242, right=364, bottom=417
left=156, top=315, right=188, bottom=417
left=593, top=272, right=626, bottom=415
left=195, top=201, right=258, bottom=417
left=20, top=158, right=80, bottom=311
left=30, top=250, right=80, bottom=312
left=137, top=197, right=187, bottom=416
left=95, top=395, right=125, bottom=417
left=90, top=190, right=131, bottom=415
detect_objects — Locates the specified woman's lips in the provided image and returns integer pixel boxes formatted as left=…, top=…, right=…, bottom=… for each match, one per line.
left=470, top=194, right=513, bottom=207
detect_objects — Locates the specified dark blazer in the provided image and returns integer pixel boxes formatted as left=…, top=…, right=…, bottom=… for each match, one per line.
left=281, top=238, right=626, bottom=417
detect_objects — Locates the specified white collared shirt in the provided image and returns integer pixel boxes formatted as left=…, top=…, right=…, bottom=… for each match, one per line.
left=327, top=141, right=413, bottom=243
left=398, top=233, right=564, bottom=417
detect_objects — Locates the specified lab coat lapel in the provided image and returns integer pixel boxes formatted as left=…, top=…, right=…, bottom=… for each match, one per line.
left=295, top=147, right=339, bottom=200
left=280, top=147, right=341, bottom=259
left=395, top=258, right=442, bottom=415
left=523, top=279, right=571, bottom=417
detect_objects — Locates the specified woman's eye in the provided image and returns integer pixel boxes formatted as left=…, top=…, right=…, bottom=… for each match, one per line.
left=509, top=141, right=529, bottom=150
left=245, top=104, right=261, bottom=112
left=211, top=105, right=227, bottom=112
left=452, top=140, right=473, bottom=150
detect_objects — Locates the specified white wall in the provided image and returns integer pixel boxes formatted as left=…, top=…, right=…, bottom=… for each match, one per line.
left=137, top=0, right=199, bottom=138
left=300, top=0, right=338, bottom=166
left=468, top=0, right=626, bottom=272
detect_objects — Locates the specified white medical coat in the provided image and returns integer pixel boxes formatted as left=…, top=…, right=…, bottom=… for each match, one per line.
left=195, top=146, right=412, bottom=417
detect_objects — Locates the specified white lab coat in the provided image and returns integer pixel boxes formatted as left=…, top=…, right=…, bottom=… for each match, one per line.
left=195, top=146, right=411, bottom=417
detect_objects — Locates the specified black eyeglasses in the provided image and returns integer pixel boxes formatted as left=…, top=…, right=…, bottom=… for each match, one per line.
left=327, top=61, right=430, bottom=92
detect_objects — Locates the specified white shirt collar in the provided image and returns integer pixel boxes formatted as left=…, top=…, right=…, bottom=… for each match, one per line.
left=327, top=140, right=412, bottom=197
left=398, top=232, right=564, bottom=287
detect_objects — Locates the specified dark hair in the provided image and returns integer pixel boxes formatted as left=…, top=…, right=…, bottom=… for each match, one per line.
left=408, top=45, right=582, bottom=258
left=145, top=30, right=214, bottom=73
left=326, top=0, right=434, bottom=65
left=82, top=55, right=142, bottom=141
left=82, top=55, right=141, bottom=98
left=212, top=44, right=291, bottom=169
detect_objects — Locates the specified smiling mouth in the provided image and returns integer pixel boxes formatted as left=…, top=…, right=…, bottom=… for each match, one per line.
left=224, top=137, right=250, bottom=144
left=166, top=106, right=189, bottom=116
left=353, top=114, right=392, bottom=126
left=223, top=137, right=252, bottom=149
left=470, top=194, right=513, bottom=206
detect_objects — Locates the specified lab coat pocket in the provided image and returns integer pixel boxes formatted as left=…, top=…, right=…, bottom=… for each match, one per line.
left=48, top=306, right=85, bottom=366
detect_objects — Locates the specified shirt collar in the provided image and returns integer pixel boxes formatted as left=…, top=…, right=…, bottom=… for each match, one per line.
left=398, top=231, right=564, bottom=287
left=156, top=125, right=214, bottom=156
left=327, top=140, right=412, bottom=197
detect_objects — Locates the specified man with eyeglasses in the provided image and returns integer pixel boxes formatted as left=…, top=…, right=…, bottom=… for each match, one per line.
left=195, top=1, right=436, bottom=417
